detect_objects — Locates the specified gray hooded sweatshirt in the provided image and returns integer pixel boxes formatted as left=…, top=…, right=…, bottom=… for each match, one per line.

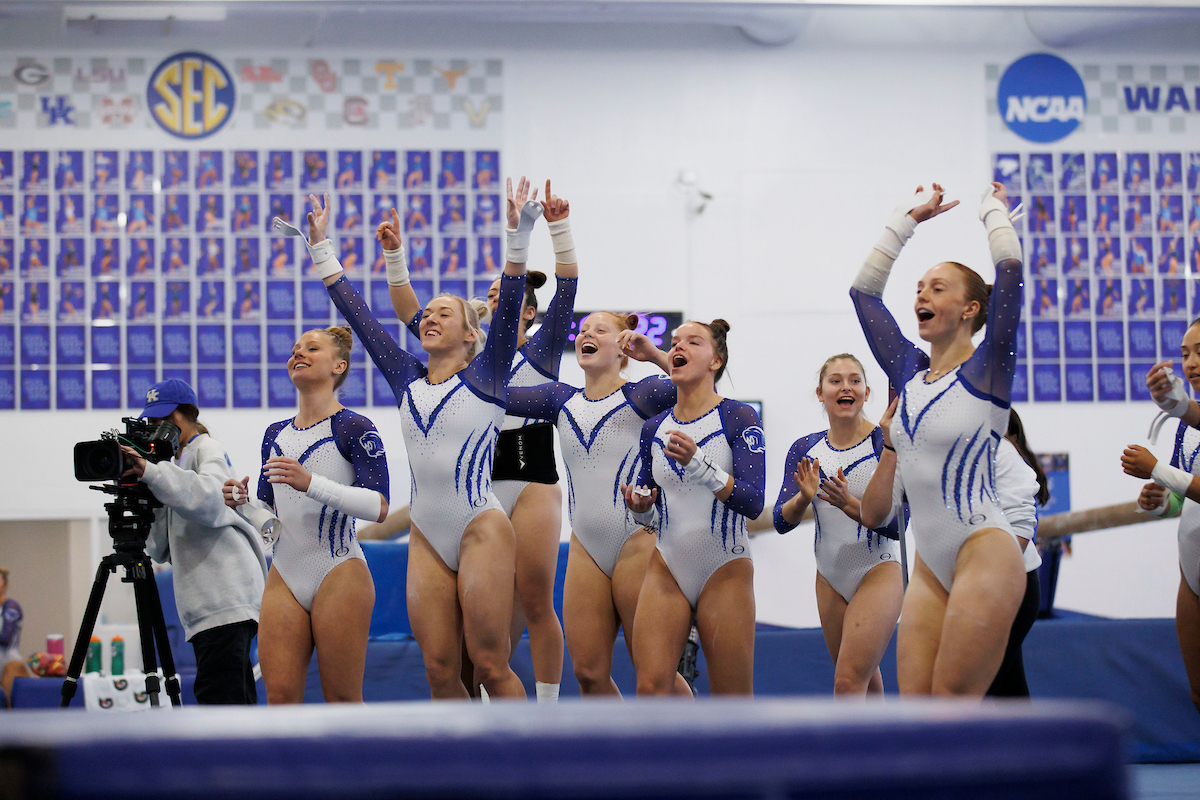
left=142, top=433, right=268, bottom=641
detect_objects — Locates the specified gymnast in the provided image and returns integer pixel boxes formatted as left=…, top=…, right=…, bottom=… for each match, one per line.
left=854, top=182, right=1026, bottom=696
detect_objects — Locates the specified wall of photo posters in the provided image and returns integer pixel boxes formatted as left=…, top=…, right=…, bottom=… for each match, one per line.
left=0, top=52, right=503, bottom=411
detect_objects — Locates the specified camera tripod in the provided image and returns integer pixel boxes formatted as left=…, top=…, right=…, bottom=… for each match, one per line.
left=60, top=483, right=181, bottom=708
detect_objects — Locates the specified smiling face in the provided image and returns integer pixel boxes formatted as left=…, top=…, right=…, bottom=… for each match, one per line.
left=419, top=296, right=476, bottom=357
left=575, top=312, right=627, bottom=374
left=817, top=358, right=869, bottom=420
left=487, top=277, right=534, bottom=328
left=668, top=322, right=721, bottom=386
left=914, top=262, right=981, bottom=344
left=1182, top=323, right=1200, bottom=391
left=288, top=330, right=346, bottom=390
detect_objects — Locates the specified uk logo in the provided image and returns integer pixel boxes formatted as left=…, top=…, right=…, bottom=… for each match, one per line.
left=146, top=52, right=235, bottom=139
left=146, top=388, right=159, bottom=402
left=997, top=54, right=1086, bottom=144
left=741, top=426, right=766, bottom=454
left=41, top=96, right=76, bottom=125
left=359, top=430, right=385, bottom=457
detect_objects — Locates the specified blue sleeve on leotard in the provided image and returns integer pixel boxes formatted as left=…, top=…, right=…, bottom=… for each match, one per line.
left=849, top=287, right=930, bottom=389
left=463, top=272, right=527, bottom=405
left=257, top=419, right=289, bottom=507
left=522, top=276, right=577, bottom=380
left=959, top=258, right=1024, bottom=406
left=719, top=399, right=767, bottom=520
left=330, top=409, right=391, bottom=502
left=326, top=276, right=427, bottom=397
left=773, top=431, right=825, bottom=534
left=623, top=375, right=677, bottom=419
left=405, top=310, right=421, bottom=339
left=634, top=410, right=668, bottom=490
left=504, top=382, right=575, bottom=421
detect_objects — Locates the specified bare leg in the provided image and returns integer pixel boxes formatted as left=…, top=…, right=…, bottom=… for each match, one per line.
left=508, top=483, right=565, bottom=686
left=815, top=570, right=848, bottom=670
left=1175, top=569, right=1200, bottom=714
left=459, top=510, right=527, bottom=699
left=695, top=559, right=756, bottom=696
left=563, top=535, right=620, bottom=696
left=407, top=527, right=469, bottom=699
left=632, top=550, right=693, bottom=696
left=833, top=562, right=903, bottom=696
left=931, top=529, right=1025, bottom=697
left=257, top=566, right=314, bottom=705
left=896, top=553, right=946, bottom=696
left=311, top=558, right=375, bottom=703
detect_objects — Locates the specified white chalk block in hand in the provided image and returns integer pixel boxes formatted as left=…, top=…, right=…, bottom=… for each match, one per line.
left=633, top=487, right=652, bottom=498
left=231, top=485, right=243, bottom=503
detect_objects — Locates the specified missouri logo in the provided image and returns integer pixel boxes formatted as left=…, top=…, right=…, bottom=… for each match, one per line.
left=146, top=52, right=235, bottom=139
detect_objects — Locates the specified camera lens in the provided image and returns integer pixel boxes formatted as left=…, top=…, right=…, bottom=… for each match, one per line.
left=88, top=449, right=116, bottom=477
left=74, top=440, right=122, bottom=481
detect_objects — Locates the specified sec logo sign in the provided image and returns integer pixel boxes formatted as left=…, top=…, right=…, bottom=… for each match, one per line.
left=997, top=53, right=1085, bottom=144
left=147, top=52, right=235, bottom=139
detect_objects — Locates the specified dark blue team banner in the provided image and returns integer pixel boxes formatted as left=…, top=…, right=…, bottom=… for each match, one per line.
left=1064, top=363, right=1094, bottom=401
left=1127, top=320, right=1157, bottom=360
left=20, top=369, right=50, bottom=409
left=265, top=281, right=295, bottom=320
left=20, top=325, right=50, bottom=365
left=56, top=369, right=86, bottom=409
left=161, top=324, right=191, bottom=364
left=196, top=368, right=227, bottom=407
left=266, top=324, right=295, bottom=365
left=1010, top=362, right=1029, bottom=403
left=91, top=326, right=121, bottom=364
left=197, top=325, right=226, bottom=364
left=0, top=369, right=13, bottom=409
left=1032, top=363, right=1062, bottom=402
left=231, top=325, right=261, bottom=364
left=370, top=282, right=392, bottom=316
left=232, top=368, right=261, bottom=408
left=92, top=369, right=121, bottom=409
left=1063, top=321, right=1093, bottom=359
left=1129, top=363, right=1155, bottom=401
left=1030, top=321, right=1060, bottom=360
left=1097, top=363, right=1126, bottom=401
left=0, top=326, right=13, bottom=365
left=162, top=367, right=192, bottom=387
left=127, top=325, right=156, bottom=365
left=1015, top=322, right=1027, bottom=360
left=1161, top=320, right=1187, bottom=364
left=267, top=368, right=295, bottom=407
left=341, top=367, right=366, bottom=407
left=1095, top=321, right=1125, bottom=359
left=301, top=281, right=330, bottom=322
left=57, top=325, right=85, bottom=365
left=127, top=368, right=156, bottom=409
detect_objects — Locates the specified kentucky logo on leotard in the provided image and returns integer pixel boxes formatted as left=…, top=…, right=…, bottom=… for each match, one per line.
left=358, top=431, right=385, bottom=458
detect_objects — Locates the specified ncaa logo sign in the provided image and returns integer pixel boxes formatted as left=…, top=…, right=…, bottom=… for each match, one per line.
left=147, top=52, right=235, bottom=139
left=997, top=54, right=1085, bottom=144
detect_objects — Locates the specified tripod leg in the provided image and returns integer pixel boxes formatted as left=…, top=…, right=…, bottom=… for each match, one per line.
left=61, top=558, right=115, bottom=708
left=131, top=572, right=162, bottom=708
left=141, top=558, right=182, bottom=706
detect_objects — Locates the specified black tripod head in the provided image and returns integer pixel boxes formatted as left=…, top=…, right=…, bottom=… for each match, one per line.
left=90, top=480, right=162, bottom=554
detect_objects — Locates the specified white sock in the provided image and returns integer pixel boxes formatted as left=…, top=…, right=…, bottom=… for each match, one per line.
left=536, top=681, right=560, bottom=703
left=479, top=684, right=490, bottom=704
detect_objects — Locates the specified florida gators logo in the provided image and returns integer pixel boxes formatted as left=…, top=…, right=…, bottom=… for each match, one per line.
left=359, top=431, right=385, bottom=458
left=741, top=426, right=765, bottom=454
left=146, top=52, right=235, bottom=139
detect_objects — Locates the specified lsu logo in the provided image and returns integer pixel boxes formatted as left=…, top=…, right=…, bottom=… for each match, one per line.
left=359, top=431, right=385, bottom=458
left=997, top=53, right=1085, bottom=144
left=146, top=52, right=235, bottom=139
left=741, top=426, right=766, bottom=454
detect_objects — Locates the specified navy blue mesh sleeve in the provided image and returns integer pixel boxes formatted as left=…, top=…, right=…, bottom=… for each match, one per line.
left=850, top=287, right=929, bottom=390
left=258, top=420, right=289, bottom=507
left=327, top=276, right=426, bottom=398
left=960, top=258, right=1024, bottom=406
left=773, top=431, right=824, bottom=534
left=464, top=272, right=526, bottom=404
left=523, top=276, right=578, bottom=380
left=623, top=376, right=677, bottom=419
left=505, top=382, right=575, bottom=421
left=331, top=409, right=391, bottom=502
left=405, top=310, right=421, bottom=339
left=719, top=399, right=766, bottom=519
left=635, top=411, right=668, bottom=490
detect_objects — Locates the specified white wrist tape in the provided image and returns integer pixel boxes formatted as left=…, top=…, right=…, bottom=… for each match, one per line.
left=546, top=218, right=576, bottom=265
left=236, top=499, right=281, bottom=546
left=683, top=451, right=731, bottom=494
left=979, top=186, right=1023, bottom=265
left=505, top=200, right=544, bottom=264
left=306, top=473, right=383, bottom=521
left=383, top=244, right=410, bottom=287
left=851, top=192, right=924, bottom=298
left=632, top=506, right=660, bottom=529
left=306, top=239, right=343, bottom=280
left=1151, top=461, right=1193, bottom=497
left=1148, top=367, right=1191, bottom=444
left=1139, top=491, right=1170, bottom=517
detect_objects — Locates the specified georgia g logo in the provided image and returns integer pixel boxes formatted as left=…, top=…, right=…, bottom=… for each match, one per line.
left=147, top=52, right=235, bottom=139
left=741, top=426, right=766, bottom=454
left=359, top=431, right=385, bottom=458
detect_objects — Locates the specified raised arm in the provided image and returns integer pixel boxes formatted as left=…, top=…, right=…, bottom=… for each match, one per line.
left=850, top=186, right=955, bottom=387
left=624, top=375, right=677, bottom=418
left=505, top=382, right=575, bottom=422
left=376, top=207, right=422, bottom=334
left=520, top=181, right=578, bottom=379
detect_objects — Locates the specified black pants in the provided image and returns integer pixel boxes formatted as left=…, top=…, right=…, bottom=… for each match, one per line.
left=190, top=619, right=258, bottom=705
left=986, top=570, right=1041, bottom=698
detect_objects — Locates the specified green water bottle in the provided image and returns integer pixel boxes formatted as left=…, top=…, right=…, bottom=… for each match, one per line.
left=110, top=636, right=125, bottom=676
left=85, top=636, right=102, bottom=673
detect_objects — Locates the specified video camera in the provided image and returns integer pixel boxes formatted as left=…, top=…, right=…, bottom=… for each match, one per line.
left=74, top=418, right=180, bottom=483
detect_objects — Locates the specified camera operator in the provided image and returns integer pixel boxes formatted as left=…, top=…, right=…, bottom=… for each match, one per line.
left=120, top=379, right=267, bottom=705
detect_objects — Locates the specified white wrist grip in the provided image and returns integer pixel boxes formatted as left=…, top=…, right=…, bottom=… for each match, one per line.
left=632, top=506, right=659, bottom=529
left=505, top=200, right=544, bottom=264
left=384, top=244, right=410, bottom=287
left=1155, top=368, right=1190, bottom=416
left=546, top=218, right=576, bottom=265
left=306, top=473, right=383, bottom=521
left=306, top=239, right=343, bottom=280
left=852, top=194, right=923, bottom=298
left=236, top=500, right=281, bottom=546
left=683, top=452, right=730, bottom=494
left=980, top=187, right=1023, bottom=265
left=1151, top=462, right=1193, bottom=497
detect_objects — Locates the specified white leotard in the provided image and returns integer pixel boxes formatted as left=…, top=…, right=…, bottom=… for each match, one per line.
left=1172, top=420, right=1200, bottom=595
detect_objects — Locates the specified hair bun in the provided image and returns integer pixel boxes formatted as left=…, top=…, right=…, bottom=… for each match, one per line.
left=326, top=325, right=353, bottom=352
left=467, top=298, right=489, bottom=319
left=624, top=313, right=639, bottom=329
left=527, top=270, right=547, bottom=290
left=709, top=318, right=731, bottom=337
